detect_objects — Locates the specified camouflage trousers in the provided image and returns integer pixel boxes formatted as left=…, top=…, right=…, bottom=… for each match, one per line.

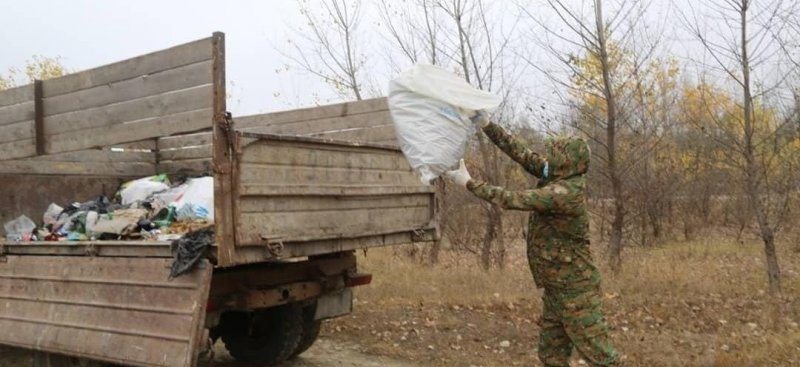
left=538, top=287, right=619, bottom=367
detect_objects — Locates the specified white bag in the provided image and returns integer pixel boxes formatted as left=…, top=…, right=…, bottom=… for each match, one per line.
left=388, top=64, right=502, bottom=184
left=171, top=177, right=215, bottom=223
left=119, top=175, right=170, bottom=205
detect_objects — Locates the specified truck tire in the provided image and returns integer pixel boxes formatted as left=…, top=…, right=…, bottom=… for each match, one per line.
left=220, top=303, right=303, bottom=366
left=32, top=353, right=108, bottom=367
left=290, top=302, right=323, bottom=359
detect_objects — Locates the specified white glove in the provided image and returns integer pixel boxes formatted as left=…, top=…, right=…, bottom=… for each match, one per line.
left=445, top=159, right=472, bottom=188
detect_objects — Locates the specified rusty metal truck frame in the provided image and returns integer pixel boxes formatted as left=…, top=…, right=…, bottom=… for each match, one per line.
left=0, top=32, right=438, bottom=367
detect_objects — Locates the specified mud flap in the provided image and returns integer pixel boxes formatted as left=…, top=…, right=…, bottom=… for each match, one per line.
left=314, top=288, right=352, bottom=321
left=0, top=255, right=212, bottom=367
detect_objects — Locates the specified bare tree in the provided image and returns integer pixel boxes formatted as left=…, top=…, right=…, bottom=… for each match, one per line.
left=377, top=0, right=445, bottom=68
left=378, top=0, right=525, bottom=269
left=521, top=0, right=663, bottom=271
left=677, top=0, right=800, bottom=293
left=283, top=0, right=370, bottom=101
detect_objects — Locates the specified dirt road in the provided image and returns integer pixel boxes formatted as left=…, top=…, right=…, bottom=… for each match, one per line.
left=0, top=338, right=417, bottom=367
left=211, top=338, right=418, bottom=367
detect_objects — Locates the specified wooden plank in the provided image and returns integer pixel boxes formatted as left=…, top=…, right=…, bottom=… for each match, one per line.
left=238, top=206, right=431, bottom=243
left=158, top=131, right=213, bottom=149
left=158, top=145, right=212, bottom=161
left=235, top=97, right=388, bottom=130
left=281, top=230, right=436, bottom=257
left=3, top=243, right=172, bottom=258
left=0, top=139, right=36, bottom=161
left=0, top=84, right=34, bottom=108
left=314, top=124, right=397, bottom=143
left=0, top=298, right=194, bottom=333
left=240, top=194, right=432, bottom=213
left=113, top=139, right=157, bottom=150
left=44, top=60, right=213, bottom=117
left=0, top=256, right=211, bottom=367
left=240, top=184, right=434, bottom=197
left=0, top=160, right=155, bottom=176
left=230, top=229, right=435, bottom=264
left=45, top=84, right=212, bottom=136
left=158, top=158, right=213, bottom=174
left=42, top=37, right=213, bottom=97
left=239, top=132, right=400, bottom=152
left=239, top=163, right=421, bottom=186
left=34, top=80, right=44, bottom=155
left=240, top=143, right=411, bottom=170
left=46, top=107, right=213, bottom=154
left=211, top=31, right=236, bottom=266
left=0, top=120, right=34, bottom=144
left=0, top=101, right=34, bottom=126
left=376, top=137, right=399, bottom=146
left=28, top=149, right=156, bottom=163
left=240, top=110, right=391, bottom=136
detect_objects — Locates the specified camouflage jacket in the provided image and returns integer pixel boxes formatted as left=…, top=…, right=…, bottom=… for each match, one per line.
left=467, top=123, right=600, bottom=290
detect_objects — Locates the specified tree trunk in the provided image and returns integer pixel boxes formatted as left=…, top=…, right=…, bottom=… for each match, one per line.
left=738, top=0, right=781, bottom=293
left=746, top=158, right=782, bottom=292
left=594, top=0, right=624, bottom=272
left=760, top=226, right=781, bottom=292
left=480, top=205, right=500, bottom=270
left=494, top=209, right=506, bottom=269
left=608, top=185, right=624, bottom=271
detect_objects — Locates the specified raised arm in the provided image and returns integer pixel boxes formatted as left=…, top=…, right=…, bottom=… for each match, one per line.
left=482, top=122, right=548, bottom=178
left=466, top=178, right=584, bottom=214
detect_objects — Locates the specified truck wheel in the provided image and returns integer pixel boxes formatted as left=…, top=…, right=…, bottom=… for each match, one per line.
left=290, top=302, right=323, bottom=359
left=290, top=302, right=322, bottom=358
left=220, top=303, right=303, bottom=366
left=32, top=353, right=108, bottom=367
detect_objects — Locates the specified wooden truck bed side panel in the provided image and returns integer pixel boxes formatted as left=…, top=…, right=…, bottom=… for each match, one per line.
left=0, top=35, right=217, bottom=177
left=236, top=139, right=427, bottom=244
left=0, top=256, right=212, bottom=367
left=0, top=84, right=36, bottom=160
left=154, top=97, right=396, bottom=171
left=224, top=133, right=437, bottom=265
left=41, top=38, right=213, bottom=154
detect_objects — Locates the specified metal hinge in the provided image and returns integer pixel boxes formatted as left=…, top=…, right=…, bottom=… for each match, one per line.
left=260, top=235, right=284, bottom=259
left=411, top=228, right=428, bottom=242
left=216, top=111, right=236, bottom=150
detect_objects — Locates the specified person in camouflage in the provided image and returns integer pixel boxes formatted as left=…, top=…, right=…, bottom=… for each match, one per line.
left=445, top=120, right=619, bottom=367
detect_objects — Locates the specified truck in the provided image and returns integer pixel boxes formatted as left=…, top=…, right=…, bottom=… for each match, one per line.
left=0, top=32, right=438, bottom=367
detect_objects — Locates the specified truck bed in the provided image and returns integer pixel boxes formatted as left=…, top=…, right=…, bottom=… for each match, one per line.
left=0, top=32, right=438, bottom=267
left=0, top=32, right=438, bottom=367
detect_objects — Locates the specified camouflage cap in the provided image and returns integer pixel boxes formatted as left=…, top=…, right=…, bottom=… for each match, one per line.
left=541, top=136, right=590, bottom=184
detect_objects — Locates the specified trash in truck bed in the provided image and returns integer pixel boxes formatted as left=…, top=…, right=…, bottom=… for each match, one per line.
left=3, top=174, right=214, bottom=244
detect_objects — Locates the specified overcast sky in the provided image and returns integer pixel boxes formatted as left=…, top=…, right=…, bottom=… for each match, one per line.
left=2, top=0, right=797, bottom=124
left=0, top=0, right=667, bottom=118
left=0, top=0, right=330, bottom=115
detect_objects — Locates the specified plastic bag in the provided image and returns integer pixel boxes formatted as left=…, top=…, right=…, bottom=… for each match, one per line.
left=172, top=177, right=214, bottom=223
left=43, top=203, right=64, bottom=227
left=119, top=174, right=170, bottom=205
left=4, top=215, right=37, bottom=241
left=388, top=64, right=502, bottom=184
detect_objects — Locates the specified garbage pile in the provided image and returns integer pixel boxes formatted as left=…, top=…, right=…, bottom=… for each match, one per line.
left=3, top=175, right=215, bottom=243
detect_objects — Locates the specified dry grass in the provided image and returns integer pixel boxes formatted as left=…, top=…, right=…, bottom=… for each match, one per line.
left=1, top=237, right=797, bottom=366
left=329, top=236, right=800, bottom=366
left=354, top=244, right=535, bottom=306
